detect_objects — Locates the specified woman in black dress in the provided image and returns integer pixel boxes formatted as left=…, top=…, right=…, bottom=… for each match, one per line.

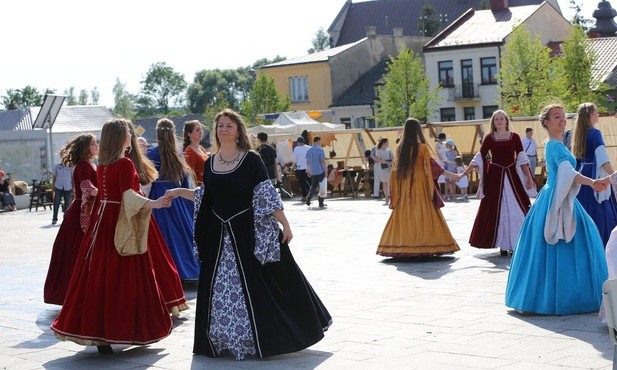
left=166, top=108, right=331, bottom=360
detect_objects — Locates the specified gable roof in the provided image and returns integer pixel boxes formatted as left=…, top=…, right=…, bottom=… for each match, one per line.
left=330, top=59, right=388, bottom=107
left=424, top=4, right=541, bottom=49
left=29, top=105, right=114, bottom=133
left=261, top=39, right=365, bottom=68
left=328, top=0, right=553, bottom=47
left=587, top=37, right=617, bottom=88
left=0, top=109, right=30, bottom=131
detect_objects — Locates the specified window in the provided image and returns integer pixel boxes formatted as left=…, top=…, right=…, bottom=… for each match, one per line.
left=440, top=107, right=456, bottom=122
left=481, top=57, right=497, bottom=84
left=483, top=105, right=498, bottom=119
left=289, top=76, right=308, bottom=102
left=464, top=107, right=476, bottom=120
left=461, top=59, right=474, bottom=98
left=340, top=117, right=351, bottom=129
left=438, top=61, right=454, bottom=87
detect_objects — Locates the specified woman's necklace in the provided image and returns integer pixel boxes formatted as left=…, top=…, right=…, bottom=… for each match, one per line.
left=219, top=151, right=241, bottom=165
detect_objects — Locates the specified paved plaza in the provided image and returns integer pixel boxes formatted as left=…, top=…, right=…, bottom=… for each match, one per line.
left=0, top=196, right=614, bottom=369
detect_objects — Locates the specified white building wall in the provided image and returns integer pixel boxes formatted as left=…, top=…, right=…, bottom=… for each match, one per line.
left=424, top=46, right=501, bottom=122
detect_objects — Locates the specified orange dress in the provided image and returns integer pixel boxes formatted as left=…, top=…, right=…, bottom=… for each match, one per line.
left=184, top=145, right=208, bottom=185
left=377, top=144, right=459, bottom=257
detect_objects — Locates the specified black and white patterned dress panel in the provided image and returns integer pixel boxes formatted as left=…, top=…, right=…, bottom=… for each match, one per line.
left=192, top=184, right=205, bottom=261
left=253, top=180, right=283, bottom=264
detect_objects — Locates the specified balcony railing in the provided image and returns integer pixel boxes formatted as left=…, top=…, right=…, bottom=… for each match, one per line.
left=447, top=83, right=480, bottom=101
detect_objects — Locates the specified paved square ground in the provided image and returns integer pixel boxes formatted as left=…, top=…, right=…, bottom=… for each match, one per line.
left=0, top=196, right=613, bottom=369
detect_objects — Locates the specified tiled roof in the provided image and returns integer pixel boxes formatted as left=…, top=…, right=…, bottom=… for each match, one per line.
left=587, top=37, right=617, bottom=88
left=425, top=5, right=540, bottom=49
left=329, top=0, right=550, bottom=47
left=261, top=39, right=365, bottom=68
left=29, top=105, right=115, bottom=133
left=330, top=59, right=388, bottom=107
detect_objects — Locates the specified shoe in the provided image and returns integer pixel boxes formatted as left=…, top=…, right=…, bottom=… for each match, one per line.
left=97, top=345, right=113, bottom=354
left=306, top=197, right=311, bottom=206
left=319, top=203, right=327, bottom=208
left=500, top=250, right=508, bottom=256
left=51, top=220, right=57, bottom=225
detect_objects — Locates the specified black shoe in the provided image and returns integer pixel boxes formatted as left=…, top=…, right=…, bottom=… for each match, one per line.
left=319, top=203, right=327, bottom=208
left=500, top=250, right=508, bottom=256
left=97, top=345, right=113, bottom=354
left=306, top=198, right=311, bottom=206
left=51, top=220, right=57, bottom=225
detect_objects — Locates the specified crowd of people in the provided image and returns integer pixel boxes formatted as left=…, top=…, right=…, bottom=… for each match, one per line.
left=15, top=101, right=617, bottom=360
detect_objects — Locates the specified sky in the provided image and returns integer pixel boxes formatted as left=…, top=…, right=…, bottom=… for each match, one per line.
left=0, top=0, right=601, bottom=108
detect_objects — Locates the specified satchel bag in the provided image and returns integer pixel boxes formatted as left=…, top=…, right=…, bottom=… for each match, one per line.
left=114, top=189, right=151, bottom=256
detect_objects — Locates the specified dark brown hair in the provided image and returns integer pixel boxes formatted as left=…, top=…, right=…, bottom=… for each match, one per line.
left=60, top=133, right=96, bottom=167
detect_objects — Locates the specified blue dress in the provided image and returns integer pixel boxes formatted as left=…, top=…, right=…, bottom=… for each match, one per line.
left=575, top=128, right=617, bottom=245
left=147, top=146, right=200, bottom=280
left=505, top=140, right=607, bottom=315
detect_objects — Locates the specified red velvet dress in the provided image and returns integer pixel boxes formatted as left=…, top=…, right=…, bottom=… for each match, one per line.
left=469, top=133, right=531, bottom=249
left=51, top=158, right=172, bottom=345
left=44, top=160, right=97, bottom=305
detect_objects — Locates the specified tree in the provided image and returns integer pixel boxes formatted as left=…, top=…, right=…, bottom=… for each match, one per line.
left=376, top=49, right=441, bottom=126
left=187, top=56, right=286, bottom=114
left=308, top=27, right=330, bottom=53
left=78, top=89, right=89, bottom=105
left=418, top=3, right=440, bottom=37
left=64, top=87, right=77, bottom=106
left=245, top=73, right=290, bottom=124
left=555, top=25, right=600, bottom=112
left=112, top=78, right=135, bottom=119
left=1, top=85, right=47, bottom=110
left=478, top=0, right=490, bottom=10
left=139, top=62, right=187, bottom=114
left=91, top=87, right=100, bottom=105
left=569, top=0, right=592, bottom=31
left=497, top=24, right=554, bottom=117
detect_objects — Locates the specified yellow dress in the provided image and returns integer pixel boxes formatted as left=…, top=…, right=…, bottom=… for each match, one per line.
left=377, top=144, right=459, bottom=257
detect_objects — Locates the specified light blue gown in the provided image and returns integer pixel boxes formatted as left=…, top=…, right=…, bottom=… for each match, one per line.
left=505, top=140, right=607, bottom=315
left=147, top=146, right=200, bottom=280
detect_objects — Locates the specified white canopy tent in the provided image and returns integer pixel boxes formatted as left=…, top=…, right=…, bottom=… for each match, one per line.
left=247, top=112, right=344, bottom=135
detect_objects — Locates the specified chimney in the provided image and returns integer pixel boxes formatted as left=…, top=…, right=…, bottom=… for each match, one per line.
left=366, top=26, right=376, bottom=37
left=491, top=0, right=509, bottom=11
left=393, top=27, right=403, bottom=37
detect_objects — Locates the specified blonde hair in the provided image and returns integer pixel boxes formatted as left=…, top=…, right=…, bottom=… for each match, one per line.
left=572, top=102, right=597, bottom=159
left=489, top=110, right=510, bottom=132
left=98, top=119, right=130, bottom=165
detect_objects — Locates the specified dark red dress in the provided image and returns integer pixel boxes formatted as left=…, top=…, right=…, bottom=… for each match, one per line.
left=469, top=133, right=531, bottom=249
left=51, top=158, right=172, bottom=345
left=44, top=160, right=97, bottom=305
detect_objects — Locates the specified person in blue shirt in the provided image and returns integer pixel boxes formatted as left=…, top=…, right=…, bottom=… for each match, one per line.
left=51, top=162, right=74, bottom=224
left=305, top=136, right=328, bottom=208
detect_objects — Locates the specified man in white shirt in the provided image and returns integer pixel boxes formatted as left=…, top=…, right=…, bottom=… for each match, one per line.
left=370, top=137, right=382, bottom=199
left=292, top=137, right=310, bottom=202
left=521, top=127, right=538, bottom=178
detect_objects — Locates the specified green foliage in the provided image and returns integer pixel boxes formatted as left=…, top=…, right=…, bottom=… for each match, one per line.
left=1, top=85, right=47, bottom=110
left=64, top=87, right=77, bottom=106
left=309, top=27, right=330, bottom=53
left=112, top=78, right=135, bottom=119
left=418, top=3, right=440, bottom=37
left=497, top=24, right=554, bottom=117
left=78, top=89, right=89, bottom=105
left=554, top=25, right=600, bottom=112
left=376, top=49, right=440, bottom=126
left=478, top=0, right=490, bottom=10
left=245, top=73, right=291, bottom=124
left=569, top=0, right=591, bottom=31
left=187, top=57, right=287, bottom=115
left=139, top=62, right=188, bottom=114
left=90, top=87, right=100, bottom=105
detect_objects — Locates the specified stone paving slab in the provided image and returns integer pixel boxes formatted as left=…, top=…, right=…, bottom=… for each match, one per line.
left=0, top=196, right=614, bottom=369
